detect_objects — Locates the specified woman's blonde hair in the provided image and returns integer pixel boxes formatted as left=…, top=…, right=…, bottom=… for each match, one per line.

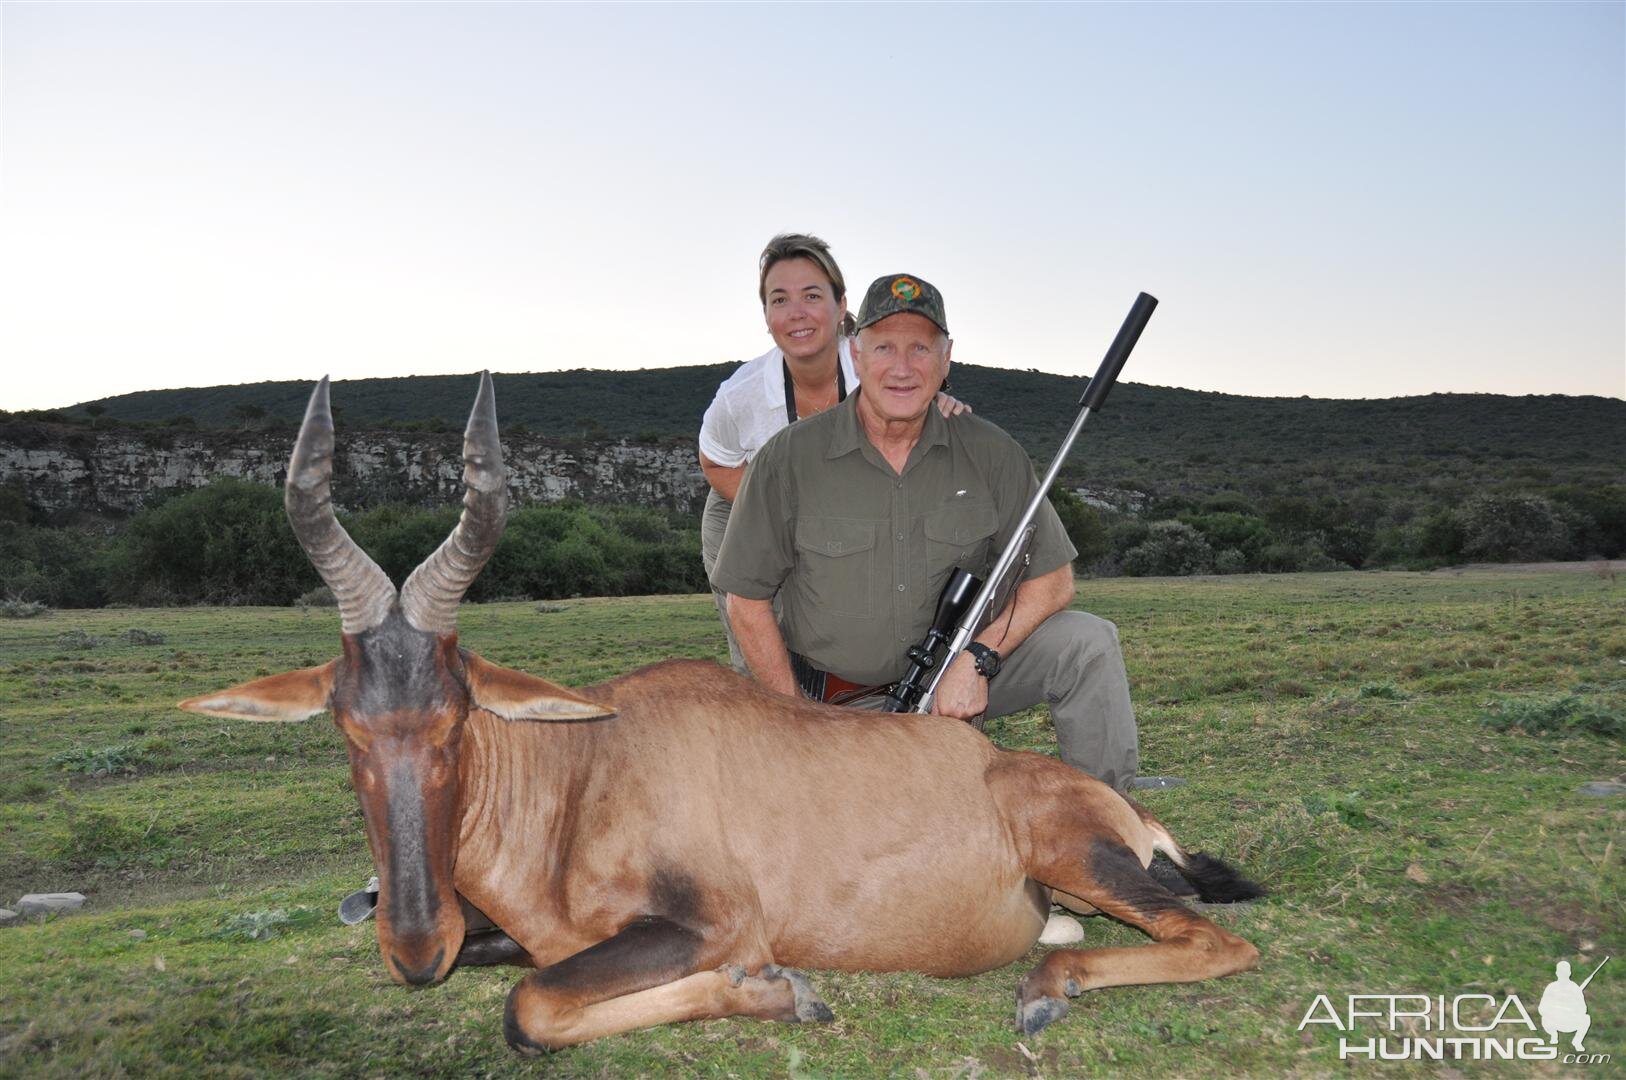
left=758, top=233, right=857, bottom=336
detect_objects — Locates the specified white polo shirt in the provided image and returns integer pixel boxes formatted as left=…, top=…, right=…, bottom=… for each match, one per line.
left=697, top=338, right=858, bottom=469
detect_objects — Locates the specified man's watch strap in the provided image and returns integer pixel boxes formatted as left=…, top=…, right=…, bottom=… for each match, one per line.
left=965, top=642, right=1002, bottom=679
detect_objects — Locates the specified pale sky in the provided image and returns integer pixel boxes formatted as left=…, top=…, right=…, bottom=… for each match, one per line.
left=2, top=2, right=1622, bottom=411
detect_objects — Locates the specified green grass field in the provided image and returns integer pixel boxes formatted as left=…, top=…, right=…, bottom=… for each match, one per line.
left=1, top=568, right=1621, bottom=1078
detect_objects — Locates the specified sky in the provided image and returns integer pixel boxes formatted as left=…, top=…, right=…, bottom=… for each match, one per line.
left=1, top=2, right=1622, bottom=412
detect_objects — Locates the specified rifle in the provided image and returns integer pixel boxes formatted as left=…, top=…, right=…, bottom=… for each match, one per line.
left=881, top=292, right=1159, bottom=715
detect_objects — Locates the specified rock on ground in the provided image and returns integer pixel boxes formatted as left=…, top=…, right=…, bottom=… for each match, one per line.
left=17, top=892, right=87, bottom=916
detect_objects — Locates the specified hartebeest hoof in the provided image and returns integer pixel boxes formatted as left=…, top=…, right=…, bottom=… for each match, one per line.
left=759, top=964, right=835, bottom=1023
left=1016, top=966, right=1084, bottom=1036
left=1017, top=994, right=1069, bottom=1036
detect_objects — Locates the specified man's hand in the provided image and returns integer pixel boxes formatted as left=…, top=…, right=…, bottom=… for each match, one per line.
left=931, top=650, right=988, bottom=721
left=933, top=391, right=972, bottom=417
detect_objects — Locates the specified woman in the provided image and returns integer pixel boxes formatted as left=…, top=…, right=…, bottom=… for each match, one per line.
left=698, top=233, right=965, bottom=671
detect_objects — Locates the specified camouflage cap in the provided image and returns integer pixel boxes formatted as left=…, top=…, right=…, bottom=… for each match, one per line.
left=854, top=274, right=949, bottom=335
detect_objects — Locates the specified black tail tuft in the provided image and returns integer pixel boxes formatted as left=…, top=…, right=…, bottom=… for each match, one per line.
left=1178, top=851, right=1265, bottom=904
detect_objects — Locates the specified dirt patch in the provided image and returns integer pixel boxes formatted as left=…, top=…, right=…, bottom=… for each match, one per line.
left=1421, top=882, right=1480, bottom=915
left=1525, top=898, right=1602, bottom=941
left=1430, top=560, right=1625, bottom=575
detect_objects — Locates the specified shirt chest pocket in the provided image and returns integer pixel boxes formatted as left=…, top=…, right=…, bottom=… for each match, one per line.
left=924, top=501, right=1000, bottom=580
left=794, top=518, right=879, bottom=619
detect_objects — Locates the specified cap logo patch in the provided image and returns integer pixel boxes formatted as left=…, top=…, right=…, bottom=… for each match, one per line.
left=890, top=277, right=922, bottom=303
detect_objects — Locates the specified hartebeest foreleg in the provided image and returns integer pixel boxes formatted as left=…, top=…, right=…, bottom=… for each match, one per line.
left=456, top=929, right=532, bottom=968
left=502, top=918, right=832, bottom=1053
left=1014, top=839, right=1259, bottom=1035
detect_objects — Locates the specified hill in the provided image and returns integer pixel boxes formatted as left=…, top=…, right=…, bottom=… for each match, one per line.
left=44, top=366, right=1626, bottom=506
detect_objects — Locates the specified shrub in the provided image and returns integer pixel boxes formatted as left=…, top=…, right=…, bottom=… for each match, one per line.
left=1121, top=522, right=1214, bottom=577
left=0, top=524, right=113, bottom=608
left=212, top=907, right=322, bottom=942
left=1180, top=511, right=1270, bottom=562
left=1256, top=540, right=1346, bottom=573
left=1457, top=493, right=1571, bottom=563
left=49, top=742, right=147, bottom=775
left=1, top=597, right=49, bottom=618
left=295, top=585, right=336, bottom=608
left=1481, top=694, right=1624, bottom=737
left=1548, top=483, right=1626, bottom=559
left=124, top=628, right=166, bottom=645
left=1418, top=507, right=1465, bottom=562
left=106, top=479, right=315, bottom=605
left=1050, top=487, right=1111, bottom=565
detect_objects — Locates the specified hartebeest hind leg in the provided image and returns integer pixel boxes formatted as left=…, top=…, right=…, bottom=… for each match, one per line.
left=1015, top=839, right=1259, bottom=1036
left=502, top=918, right=832, bottom=1053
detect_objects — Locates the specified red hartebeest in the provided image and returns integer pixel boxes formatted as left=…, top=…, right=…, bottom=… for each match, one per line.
left=179, top=375, right=1261, bottom=1051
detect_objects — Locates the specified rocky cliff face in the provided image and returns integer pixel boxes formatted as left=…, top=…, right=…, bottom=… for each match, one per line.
left=0, top=423, right=708, bottom=517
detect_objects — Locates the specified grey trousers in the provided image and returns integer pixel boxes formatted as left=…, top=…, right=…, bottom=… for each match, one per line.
left=701, top=489, right=749, bottom=673
left=845, top=611, right=1139, bottom=793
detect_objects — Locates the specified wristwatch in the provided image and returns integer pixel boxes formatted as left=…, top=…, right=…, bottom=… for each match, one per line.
left=965, top=642, right=1002, bottom=680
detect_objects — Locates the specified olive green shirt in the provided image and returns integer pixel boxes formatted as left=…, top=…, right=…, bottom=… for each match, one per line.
left=711, top=391, right=1077, bottom=685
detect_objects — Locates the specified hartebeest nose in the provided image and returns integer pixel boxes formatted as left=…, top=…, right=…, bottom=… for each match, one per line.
left=392, top=946, right=447, bottom=986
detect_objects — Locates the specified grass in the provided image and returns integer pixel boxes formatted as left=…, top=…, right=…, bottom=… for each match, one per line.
left=0, top=569, right=1622, bottom=1077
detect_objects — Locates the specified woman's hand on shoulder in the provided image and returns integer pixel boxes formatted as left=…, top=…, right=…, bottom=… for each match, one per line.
left=934, top=391, right=972, bottom=417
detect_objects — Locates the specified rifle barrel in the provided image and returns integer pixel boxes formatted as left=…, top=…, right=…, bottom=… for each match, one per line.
left=914, top=293, right=1157, bottom=713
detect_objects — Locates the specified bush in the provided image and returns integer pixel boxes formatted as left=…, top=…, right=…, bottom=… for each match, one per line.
left=1, top=597, right=49, bottom=618
left=212, top=907, right=322, bottom=942
left=55, top=628, right=105, bottom=650
left=460, top=503, right=704, bottom=601
left=1121, top=522, right=1215, bottom=577
left=1457, top=493, right=1571, bottom=563
left=1050, top=487, right=1111, bottom=565
left=49, top=742, right=147, bottom=776
left=1481, top=694, right=1623, bottom=738
left=1255, top=540, right=1346, bottom=574
left=295, top=585, right=336, bottom=607
left=0, top=524, right=113, bottom=608
left=1549, top=484, right=1626, bottom=558
left=106, top=479, right=316, bottom=605
left=1180, top=511, right=1270, bottom=561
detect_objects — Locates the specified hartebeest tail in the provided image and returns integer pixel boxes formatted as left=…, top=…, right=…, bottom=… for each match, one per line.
left=1137, top=802, right=1265, bottom=904
left=181, top=375, right=1263, bottom=1052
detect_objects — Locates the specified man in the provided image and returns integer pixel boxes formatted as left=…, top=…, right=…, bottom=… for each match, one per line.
left=711, top=273, right=1139, bottom=793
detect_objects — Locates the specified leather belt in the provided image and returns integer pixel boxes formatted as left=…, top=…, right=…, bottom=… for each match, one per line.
left=788, top=652, right=894, bottom=706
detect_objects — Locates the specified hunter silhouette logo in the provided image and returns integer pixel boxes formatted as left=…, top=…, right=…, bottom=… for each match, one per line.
left=1297, top=956, right=1611, bottom=1064
left=1540, top=958, right=1607, bottom=1052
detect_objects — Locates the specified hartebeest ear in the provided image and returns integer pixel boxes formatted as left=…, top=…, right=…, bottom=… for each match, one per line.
left=462, top=652, right=616, bottom=722
left=178, top=661, right=337, bottom=721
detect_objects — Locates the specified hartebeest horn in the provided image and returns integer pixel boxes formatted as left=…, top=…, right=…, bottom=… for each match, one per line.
left=400, top=371, right=507, bottom=634
left=286, top=378, right=398, bottom=634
